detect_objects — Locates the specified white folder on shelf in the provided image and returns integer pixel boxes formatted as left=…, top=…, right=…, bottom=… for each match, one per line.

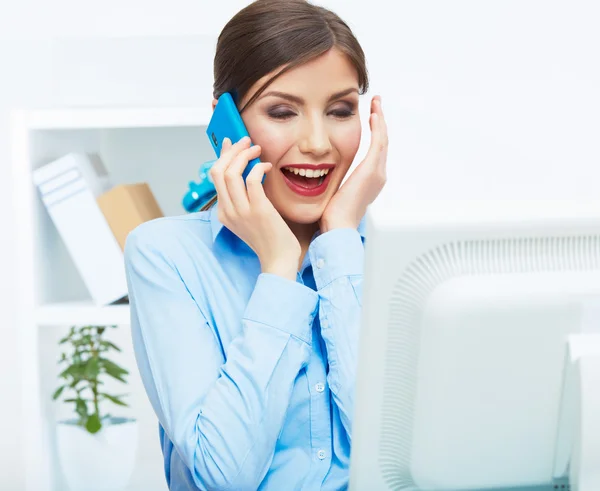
left=33, top=153, right=128, bottom=306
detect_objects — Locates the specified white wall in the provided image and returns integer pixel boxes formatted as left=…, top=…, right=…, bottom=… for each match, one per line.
left=1, top=1, right=599, bottom=489
left=0, top=40, right=55, bottom=490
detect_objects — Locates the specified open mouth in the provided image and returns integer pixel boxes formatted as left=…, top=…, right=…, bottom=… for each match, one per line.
left=280, top=167, right=333, bottom=197
left=281, top=168, right=327, bottom=187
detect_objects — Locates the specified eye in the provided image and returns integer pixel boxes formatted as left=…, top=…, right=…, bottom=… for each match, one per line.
left=328, top=102, right=356, bottom=119
left=267, top=106, right=297, bottom=120
left=329, top=109, right=355, bottom=118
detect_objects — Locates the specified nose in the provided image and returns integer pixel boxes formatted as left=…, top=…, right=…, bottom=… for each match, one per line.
left=298, top=114, right=332, bottom=157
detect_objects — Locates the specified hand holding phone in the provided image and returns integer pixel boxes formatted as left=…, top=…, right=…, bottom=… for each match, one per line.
left=182, top=92, right=263, bottom=212
left=206, top=93, right=263, bottom=183
left=209, top=137, right=301, bottom=280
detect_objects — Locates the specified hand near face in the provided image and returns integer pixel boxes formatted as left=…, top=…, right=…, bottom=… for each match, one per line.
left=319, top=96, right=388, bottom=233
left=209, top=137, right=302, bottom=281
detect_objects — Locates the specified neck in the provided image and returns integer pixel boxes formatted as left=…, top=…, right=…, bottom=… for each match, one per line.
left=285, top=220, right=320, bottom=270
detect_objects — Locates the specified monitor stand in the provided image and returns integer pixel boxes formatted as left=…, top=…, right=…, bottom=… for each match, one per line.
left=553, top=333, right=600, bottom=491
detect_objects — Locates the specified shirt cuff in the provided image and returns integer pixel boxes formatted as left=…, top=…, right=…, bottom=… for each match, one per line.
left=308, top=228, right=365, bottom=290
left=243, top=273, right=319, bottom=345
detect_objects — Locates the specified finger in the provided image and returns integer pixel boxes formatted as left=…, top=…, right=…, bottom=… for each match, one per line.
left=365, top=96, right=388, bottom=164
left=374, top=97, right=389, bottom=166
left=210, top=137, right=251, bottom=214
left=375, top=96, right=388, bottom=144
left=222, top=136, right=233, bottom=152
left=209, top=137, right=233, bottom=178
left=209, top=160, right=233, bottom=215
left=228, top=144, right=261, bottom=179
left=212, top=136, right=250, bottom=174
left=371, top=95, right=381, bottom=112
left=362, top=107, right=382, bottom=166
left=369, top=97, right=388, bottom=185
left=225, top=145, right=262, bottom=213
left=246, top=162, right=273, bottom=206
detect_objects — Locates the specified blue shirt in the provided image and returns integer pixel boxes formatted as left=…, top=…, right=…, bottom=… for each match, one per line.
left=124, top=203, right=366, bottom=491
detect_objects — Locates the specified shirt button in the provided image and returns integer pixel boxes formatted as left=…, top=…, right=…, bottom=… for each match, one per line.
left=315, top=382, right=325, bottom=393
left=316, top=258, right=325, bottom=269
left=317, top=449, right=326, bottom=460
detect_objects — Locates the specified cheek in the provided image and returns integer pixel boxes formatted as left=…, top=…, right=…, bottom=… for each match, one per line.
left=332, top=121, right=362, bottom=168
left=246, top=120, right=293, bottom=164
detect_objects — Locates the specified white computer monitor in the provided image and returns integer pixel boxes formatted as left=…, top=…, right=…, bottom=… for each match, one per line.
left=350, top=201, right=600, bottom=491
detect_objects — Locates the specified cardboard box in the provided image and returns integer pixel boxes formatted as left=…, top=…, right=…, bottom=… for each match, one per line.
left=97, top=183, right=164, bottom=251
left=33, top=153, right=128, bottom=306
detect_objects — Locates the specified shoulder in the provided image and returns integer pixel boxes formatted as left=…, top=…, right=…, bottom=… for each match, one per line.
left=124, top=211, right=214, bottom=266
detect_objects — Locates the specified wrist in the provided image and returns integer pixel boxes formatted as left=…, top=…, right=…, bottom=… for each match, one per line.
left=261, top=258, right=298, bottom=282
left=320, top=221, right=356, bottom=234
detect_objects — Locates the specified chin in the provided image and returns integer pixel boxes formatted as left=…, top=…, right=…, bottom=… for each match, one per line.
left=278, top=201, right=328, bottom=225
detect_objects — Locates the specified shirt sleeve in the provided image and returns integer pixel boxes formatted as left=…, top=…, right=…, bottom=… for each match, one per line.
left=124, top=226, right=319, bottom=491
left=308, top=228, right=365, bottom=444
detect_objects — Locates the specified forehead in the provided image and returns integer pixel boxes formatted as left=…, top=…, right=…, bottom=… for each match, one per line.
left=246, top=48, right=359, bottom=103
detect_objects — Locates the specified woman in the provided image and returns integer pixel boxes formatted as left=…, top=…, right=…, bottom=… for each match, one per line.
left=124, top=0, right=388, bottom=489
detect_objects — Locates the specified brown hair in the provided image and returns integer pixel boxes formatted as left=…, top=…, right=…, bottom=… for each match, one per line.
left=200, top=0, right=369, bottom=211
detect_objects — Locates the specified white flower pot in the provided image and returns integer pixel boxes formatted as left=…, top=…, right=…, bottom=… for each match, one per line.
left=56, top=417, right=138, bottom=491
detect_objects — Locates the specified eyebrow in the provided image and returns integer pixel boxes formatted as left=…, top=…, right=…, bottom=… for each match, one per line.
left=260, top=87, right=359, bottom=105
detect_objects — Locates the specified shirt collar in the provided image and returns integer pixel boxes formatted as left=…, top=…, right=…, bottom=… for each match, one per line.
left=209, top=203, right=224, bottom=243
left=209, top=202, right=367, bottom=243
left=357, top=213, right=367, bottom=238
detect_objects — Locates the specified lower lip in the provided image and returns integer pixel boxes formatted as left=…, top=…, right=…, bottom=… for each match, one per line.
left=281, top=169, right=333, bottom=197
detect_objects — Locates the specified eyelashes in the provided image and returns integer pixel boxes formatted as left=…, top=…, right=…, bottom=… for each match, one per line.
left=267, top=103, right=357, bottom=121
left=267, top=110, right=295, bottom=120
left=330, top=108, right=356, bottom=118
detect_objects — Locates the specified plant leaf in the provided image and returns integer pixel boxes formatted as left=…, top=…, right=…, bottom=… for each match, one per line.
left=75, top=399, right=88, bottom=419
left=100, top=358, right=129, bottom=375
left=85, top=413, right=102, bottom=434
left=101, top=393, right=128, bottom=407
left=58, top=366, right=72, bottom=380
left=58, top=333, right=72, bottom=344
left=99, top=340, right=122, bottom=352
left=100, top=358, right=129, bottom=383
left=73, top=335, right=92, bottom=348
left=60, top=363, right=86, bottom=382
left=52, top=386, right=66, bottom=400
left=69, top=379, right=83, bottom=389
left=85, top=357, right=100, bottom=378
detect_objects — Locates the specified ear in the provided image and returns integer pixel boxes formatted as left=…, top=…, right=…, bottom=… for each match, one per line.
left=212, top=98, right=218, bottom=111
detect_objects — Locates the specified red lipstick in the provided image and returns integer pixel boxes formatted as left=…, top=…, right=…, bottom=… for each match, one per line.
left=280, top=164, right=334, bottom=197
left=280, top=163, right=336, bottom=170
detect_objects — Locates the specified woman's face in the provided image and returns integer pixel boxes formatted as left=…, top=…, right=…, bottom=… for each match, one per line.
left=237, top=48, right=362, bottom=226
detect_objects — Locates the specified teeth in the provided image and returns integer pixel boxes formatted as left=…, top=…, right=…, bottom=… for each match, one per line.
left=284, top=167, right=330, bottom=178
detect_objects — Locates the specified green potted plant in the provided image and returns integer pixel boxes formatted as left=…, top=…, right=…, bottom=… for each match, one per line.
left=53, top=324, right=138, bottom=491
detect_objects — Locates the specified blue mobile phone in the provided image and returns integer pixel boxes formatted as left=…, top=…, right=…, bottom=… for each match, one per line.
left=206, top=92, right=263, bottom=183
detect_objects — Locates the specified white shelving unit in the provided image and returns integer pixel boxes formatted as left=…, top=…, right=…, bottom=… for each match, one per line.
left=11, top=106, right=213, bottom=491
left=35, top=302, right=132, bottom=327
